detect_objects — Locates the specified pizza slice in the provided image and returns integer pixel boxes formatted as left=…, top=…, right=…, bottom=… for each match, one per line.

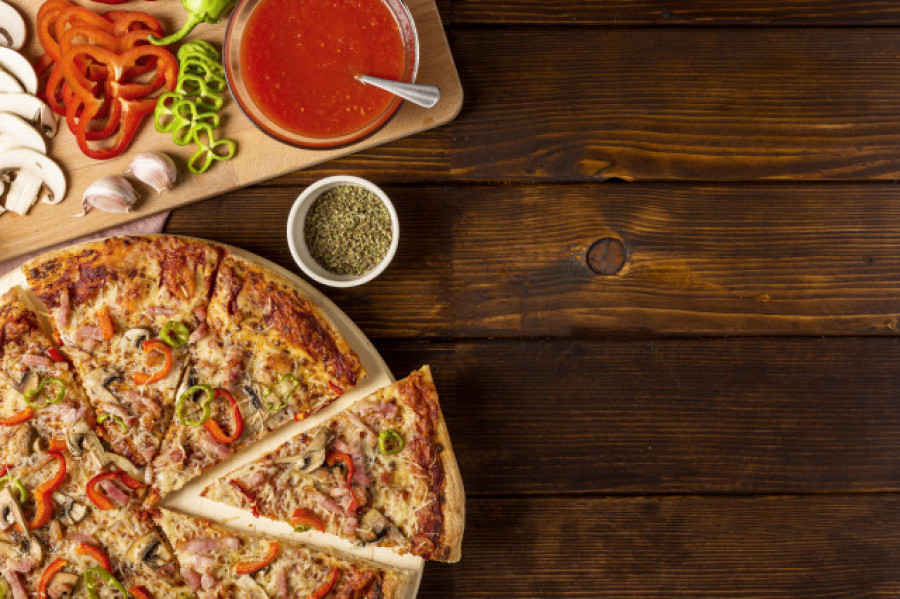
left=147, top=253, right=365, bottom=502
left=0, top=288, right=94, bottom=439
left=155, top=507, right=412, bottom=598
left=0, top=409, right=189, bottom=596
left=23, top=235, right=224, bottom=469
left=202, top=366, right=464, bottom=562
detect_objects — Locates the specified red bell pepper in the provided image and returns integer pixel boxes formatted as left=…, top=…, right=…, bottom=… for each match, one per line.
left=75, top=542, right=112, bottom=571
left=328, top=381, right=344, bottom=396
left=85, top=470, right=143, bottom=510
left=203, top=388, right=244, bottom=444
left=234, top=541, right=279, bottom=575
left=0, top=407, right=34, bottom=426
left=325, top=450, right=354, bottom=486
left=38, top=558, right=68, bottom=599
left=309, top=569, right=340, bottom=599
left=97, top=306, right=114, bottom=341
left=130, top=586, right=154, bottom=599
left=48, top=347, right=66, bottom=362
left=290, top=508, right=325, bottom=532
left=132, top=338, right=174, bottom=385
left=30, top=450, right=66, bottom=530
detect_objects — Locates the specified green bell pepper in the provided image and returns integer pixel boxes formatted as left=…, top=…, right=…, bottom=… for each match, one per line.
left=150, top=0, right=239, bottom=46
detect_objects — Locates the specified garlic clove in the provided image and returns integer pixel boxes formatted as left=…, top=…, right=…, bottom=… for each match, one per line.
left=128, top=151, right=176, bottom=193
left=76, top=175, right=138, bottom=217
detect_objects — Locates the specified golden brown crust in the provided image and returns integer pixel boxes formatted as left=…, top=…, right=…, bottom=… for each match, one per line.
left=402, top=366, right=465, bottom=562
left=209, top=253, right=364, bottom=389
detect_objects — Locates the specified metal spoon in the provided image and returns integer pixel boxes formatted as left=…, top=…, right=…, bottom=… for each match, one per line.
left=356, top=75, right=441, bottom=108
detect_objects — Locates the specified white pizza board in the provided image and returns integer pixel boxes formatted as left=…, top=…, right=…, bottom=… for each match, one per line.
left=0, top=236, right=425, bottom=597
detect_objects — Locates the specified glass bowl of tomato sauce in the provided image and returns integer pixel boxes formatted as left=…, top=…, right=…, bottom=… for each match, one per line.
left=224, top=0, right=419, bottom=148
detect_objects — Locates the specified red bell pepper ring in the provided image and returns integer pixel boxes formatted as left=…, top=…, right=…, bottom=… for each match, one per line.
left=75, top=542, right=112, bottom=571
left=290, top=507, right=325, bottom=532
left=309, top=569, right=340, bottom=599
left=203, top=388, right=244, bottom=444
left=325, top=450, right=354, bottom=486
left=38, top=558, right=68, bottom=599
left=132, top=338, right=174, bottom=385
left=30, top=450, right=67, bottom=530
left=48, top=438, right=68, bottom=452
left=85, top=470, right=143, bottom=510
left=130, top=585, right=154, bottom=599
left=234, top=541, right=280, bottom=575
left=48, top=347, right=66, bottom=362
left=0, top=407, right=34, bottom=426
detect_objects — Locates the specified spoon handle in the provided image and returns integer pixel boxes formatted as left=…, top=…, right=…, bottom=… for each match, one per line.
left=358, top=75, right=441, bottom=108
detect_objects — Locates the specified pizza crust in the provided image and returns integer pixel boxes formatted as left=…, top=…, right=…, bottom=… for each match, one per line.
left=414, top=365, right=466, bottom=563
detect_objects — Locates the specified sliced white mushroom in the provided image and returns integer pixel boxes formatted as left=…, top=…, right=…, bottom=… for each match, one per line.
left=0, top=2, right=25, bottom=50
left=0, top=112, right=47, bottom=154
left=0, top=94, right=57, bottom=137
left=0, top=148, right=66, bottom=214
left=0, top=68, right=23, bottom=93
left=0, top=48, right=34, bottom=94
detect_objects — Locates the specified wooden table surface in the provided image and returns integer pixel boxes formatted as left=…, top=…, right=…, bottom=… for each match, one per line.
left=165, top=1, right=900, bottom=596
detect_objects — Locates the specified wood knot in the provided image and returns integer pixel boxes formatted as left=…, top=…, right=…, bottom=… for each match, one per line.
left=587, top=238, right=626, bottom=275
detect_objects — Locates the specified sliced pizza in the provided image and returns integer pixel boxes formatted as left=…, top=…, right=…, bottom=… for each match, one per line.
left=202, top=366, right=464, bottom=562
left=147, top=253, right=365, bottom=502
left=23, top=235, right=224, bottom=470
left=0, top=409, right=188, bottom=596
left=0, top=288, right=94, bottom=440
left=154, top=507, right=413, bottom=598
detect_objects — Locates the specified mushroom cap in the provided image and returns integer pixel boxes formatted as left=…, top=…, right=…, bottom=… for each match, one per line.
left=0, top=1, right=25, bottom=50
left=0, top=68, right=23, bottom=93
left=0, top=111, right=47, bottom=154
left=0, top=147, right=66, bottom=204
left=0, top=94, right=57, bottom=137
left=0, top=47, right=35, bottom=93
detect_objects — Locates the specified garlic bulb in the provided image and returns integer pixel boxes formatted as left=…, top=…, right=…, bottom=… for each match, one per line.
left=75, top=175, right=138, bottom=217
left=128, top=151, right=176, bottom=193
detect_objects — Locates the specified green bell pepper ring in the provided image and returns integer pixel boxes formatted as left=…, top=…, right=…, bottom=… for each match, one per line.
left=176, top=74, right=224, bottom=111
left=262, top=374, right=299, bottom=412
left=83, top=567, right=128, bottom=599
left=150, top=0, right=239, bottom=46
left=188, top=124, right=236, bottom=174
left=378, top=429, right=405, bottom=455
left=155, top=96, right=221, bottom=146
left=178, top=39, right=221, bottom=62
left=161, top=320, right=190, bottom=348
left=23, top=377, right=66, bottom=409
left=0, top=474, right=28, bottom=503
left=180, top=58, right=226, bottom=89
left=177, top=384, right=214, bottom=426
left=97, top=412, right=129, bottom=432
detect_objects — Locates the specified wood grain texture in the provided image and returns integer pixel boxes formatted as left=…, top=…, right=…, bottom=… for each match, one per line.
left=445, top=28, right=900, bottom=182
left=452, top=1, right=900, bottom=25
left=377, top=338, right=900, bottom=496
left=419, top=495, right=900, bottom=597
left=166, top=184, right=900, bottom=337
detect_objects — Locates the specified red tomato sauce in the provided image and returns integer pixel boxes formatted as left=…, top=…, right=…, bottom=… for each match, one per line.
left=241, top=0, right=406, bottom=139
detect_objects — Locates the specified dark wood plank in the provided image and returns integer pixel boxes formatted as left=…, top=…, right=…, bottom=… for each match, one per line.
left=443, top=28, right=900, bottom=182
left=166, top=184, right=900, bottom=337
left=380, top=337, right=900, bottom=495
left=420, top=495, right=900, bottom=597
left=452, top=1, right=900, bottom=25
left=260, top=28, right=900, bottom=183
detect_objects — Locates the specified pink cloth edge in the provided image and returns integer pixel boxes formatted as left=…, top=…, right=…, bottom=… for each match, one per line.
left=0, top=212, right=170, bottom=276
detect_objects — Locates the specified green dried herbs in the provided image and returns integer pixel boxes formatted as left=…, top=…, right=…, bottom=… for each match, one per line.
left=304, top=185, right=392, bottom=276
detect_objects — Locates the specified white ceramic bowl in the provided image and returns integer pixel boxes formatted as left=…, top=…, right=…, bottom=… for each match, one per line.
left=287, top=176, right=399, bottom=288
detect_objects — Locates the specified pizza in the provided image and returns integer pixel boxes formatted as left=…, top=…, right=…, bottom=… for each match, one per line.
left=154, top=508, right=413, bottom=598
left=202, top=366, right=465, bottom=562
left=149, top=253, right=364, bottom=502
left=0, top=234, right=463, bottom=597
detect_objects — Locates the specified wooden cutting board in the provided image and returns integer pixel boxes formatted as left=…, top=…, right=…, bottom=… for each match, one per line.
left=0, top=0, right=462, bottom=260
